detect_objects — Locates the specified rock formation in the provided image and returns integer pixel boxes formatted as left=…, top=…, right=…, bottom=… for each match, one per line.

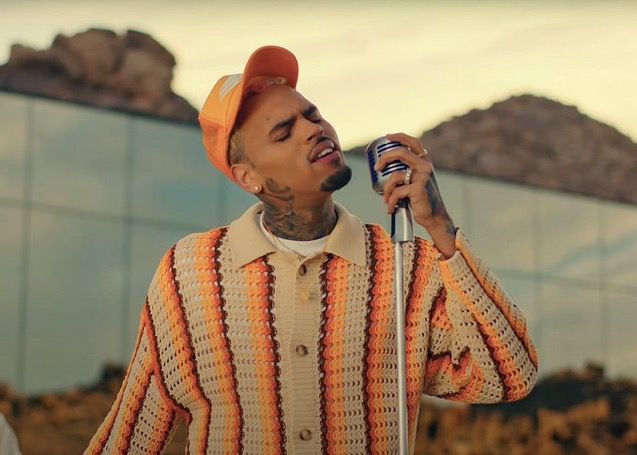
left=348, top=94, right=637, bottom=206
left=1, top=30, right=634, bottom=205
left=0, top=28, right=198, bottom=123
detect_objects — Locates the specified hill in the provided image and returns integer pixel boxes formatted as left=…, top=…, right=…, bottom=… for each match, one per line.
left=347, top=94, right=637, bottom=206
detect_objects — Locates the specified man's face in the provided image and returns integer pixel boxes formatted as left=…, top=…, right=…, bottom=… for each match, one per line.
left=236, top=84, right=352, bottom=201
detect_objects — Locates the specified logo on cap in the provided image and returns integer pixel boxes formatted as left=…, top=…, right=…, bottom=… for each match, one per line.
left=219, top=73, right=242, bottom=100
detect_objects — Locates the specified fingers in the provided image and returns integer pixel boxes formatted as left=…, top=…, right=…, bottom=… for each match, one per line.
left=385, top=132, right=428, bottom=157
left=374, top=147, right=428, bottom=174
left=385, top=184, right=413, bottom=214
left=382, top=170, right=408, bottom=203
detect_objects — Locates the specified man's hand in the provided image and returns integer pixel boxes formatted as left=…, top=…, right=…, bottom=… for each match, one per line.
left=374, top=132, right=458, bottom=258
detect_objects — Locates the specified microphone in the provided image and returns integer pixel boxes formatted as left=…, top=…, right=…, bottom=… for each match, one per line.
left=366, top=137, right=409, bottom=195
left=365, top=136, right=414, bottom=243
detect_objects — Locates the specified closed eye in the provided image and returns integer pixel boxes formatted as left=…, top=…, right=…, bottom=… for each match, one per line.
left=276, top=104, right=323, bottom=142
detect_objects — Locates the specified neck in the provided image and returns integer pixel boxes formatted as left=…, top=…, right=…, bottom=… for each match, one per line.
left=260, top=179, right=337, bottom=240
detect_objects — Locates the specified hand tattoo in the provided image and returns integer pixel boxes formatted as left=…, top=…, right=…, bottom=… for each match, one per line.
left=425, top=172, right=456, bottom=235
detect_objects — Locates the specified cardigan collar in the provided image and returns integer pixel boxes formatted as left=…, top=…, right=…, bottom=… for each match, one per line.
left=227, top=200, right=367, bottom=269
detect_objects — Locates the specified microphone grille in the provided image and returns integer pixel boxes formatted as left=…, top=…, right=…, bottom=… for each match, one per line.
left=366, top=137, right=409, bottom=195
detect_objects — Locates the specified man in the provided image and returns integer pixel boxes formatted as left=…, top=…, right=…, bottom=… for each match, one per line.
left=86, top=45, right=538, bottom=454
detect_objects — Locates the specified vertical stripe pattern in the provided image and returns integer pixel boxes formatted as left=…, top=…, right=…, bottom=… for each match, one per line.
left=403, top=240, right=433, bottom=440
left=126, top=376, right=175, bottom=453
left=440, top=265, right=518, bottom=400
left=363, top=224, right=396, bottom=453
left=150, top=407, right=176, bottom=454
left=142, top=300, right=191, bottom=423
left=243, top=257, right=286, bottom=453
left=85, top=209, right=539, bottom=454
left=455, top=242, right=539, bottom=370
left=88, top=314, right=146, bottom=454
left=159, top=246, right=211, bottom=453
left=117, top=357, right=153, bottom=452
left=188, top=228, right=244, bottom=453
left=318, top=253, right=350, bottom=453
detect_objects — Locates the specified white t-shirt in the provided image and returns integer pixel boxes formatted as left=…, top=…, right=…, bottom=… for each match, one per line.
left=258, top=211, right=328, bottom=257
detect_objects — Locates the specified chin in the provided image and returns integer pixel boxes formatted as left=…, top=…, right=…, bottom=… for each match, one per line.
left=320, top=163, right=352, bottom=192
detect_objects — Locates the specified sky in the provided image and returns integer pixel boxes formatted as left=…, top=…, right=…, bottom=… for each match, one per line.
left=1, top=0, right=636, bottom=150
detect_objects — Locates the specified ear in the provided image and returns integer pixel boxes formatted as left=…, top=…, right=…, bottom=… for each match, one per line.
left=231, top=162, right=262, bottom=195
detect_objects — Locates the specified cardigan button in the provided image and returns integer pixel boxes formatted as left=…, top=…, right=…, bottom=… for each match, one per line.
left=299, top=428, right=312, bottom=441
left=295, top=344, right=308, bottom=356
left=298, top=264, right=307, bottom=276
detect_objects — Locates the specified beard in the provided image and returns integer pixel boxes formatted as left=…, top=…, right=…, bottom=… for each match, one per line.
left=320, top=163, right=352, bottom=192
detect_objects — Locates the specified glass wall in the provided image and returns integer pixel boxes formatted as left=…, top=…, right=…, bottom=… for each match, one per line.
left=1, top=90, right=636, bottom=393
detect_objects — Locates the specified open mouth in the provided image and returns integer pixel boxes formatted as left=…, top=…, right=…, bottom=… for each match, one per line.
left=310, top=140, right=341, bottom=163
left=312, top=146, right=337, bottom=162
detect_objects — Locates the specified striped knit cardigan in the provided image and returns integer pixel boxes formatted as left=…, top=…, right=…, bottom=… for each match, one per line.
left=85, top=202, right=539, bottom=454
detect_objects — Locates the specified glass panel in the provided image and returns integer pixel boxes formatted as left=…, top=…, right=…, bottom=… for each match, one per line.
left=24, top=210, right=125, bottom=393
left=221, top=177, right=260, bottom=225
left=0, top=205, right=23, bottom=388
left=538, top=279, right=603, bottom=376
left=606, top=288, right=637, bottom=379
left=466, top=178, right=535, bottom=273
left=130, top=117, right=223, bottom=228
left=125, top=223, right=196, bottom=355
left=603, top=201, right=637, bottom=289
left=538, top=190, right=602, bottom=283
left=334, top=155, right=387, bottom=227
left=414, top=169, right=465, bottom=241
left=31, top=99, right=128, bottom=215
left=432, top=169, right=465, bottom=234
left=0, top=92, right=29, bottom=201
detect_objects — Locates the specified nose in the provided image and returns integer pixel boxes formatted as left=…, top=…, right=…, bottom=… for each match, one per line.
left=304, top=118, right=323, bottom=143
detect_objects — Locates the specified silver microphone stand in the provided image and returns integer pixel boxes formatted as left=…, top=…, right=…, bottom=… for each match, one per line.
left=366, top=135, right=414, bottom=454
left=391, top=198, right=414, bottom=455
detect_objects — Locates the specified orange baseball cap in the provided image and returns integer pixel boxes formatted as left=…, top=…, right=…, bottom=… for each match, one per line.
left=198, top=45, right=299, bottom=182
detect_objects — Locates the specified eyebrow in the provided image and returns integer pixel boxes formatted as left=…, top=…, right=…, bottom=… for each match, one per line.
left=268, top=104, right=318, bottom=137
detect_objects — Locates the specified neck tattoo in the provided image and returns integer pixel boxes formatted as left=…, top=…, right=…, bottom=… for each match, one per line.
left=261, top=177, right=337, bottom=241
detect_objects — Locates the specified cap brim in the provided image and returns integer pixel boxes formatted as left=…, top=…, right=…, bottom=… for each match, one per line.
left=242, top=45, right=299, bottom=95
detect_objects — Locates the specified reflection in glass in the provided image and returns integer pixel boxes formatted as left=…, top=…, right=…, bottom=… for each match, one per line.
left=24, top=210, right=125, bottom=393
left=0, top=206, right=23, bottom=388
left=130, top=118, right=223, bottom=227
left=538, top=279, right=603, bottom=376
left=0, top=93, right=29, bottom=201
left=603, top=201, right=637, bottom=289
left=606, top=289, right=637, bottom=379
left=466, top=178, right=535, bottom=273
left=538, top=190, right=602, bottom=283
left=31, top=99, right=128, bottom=215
